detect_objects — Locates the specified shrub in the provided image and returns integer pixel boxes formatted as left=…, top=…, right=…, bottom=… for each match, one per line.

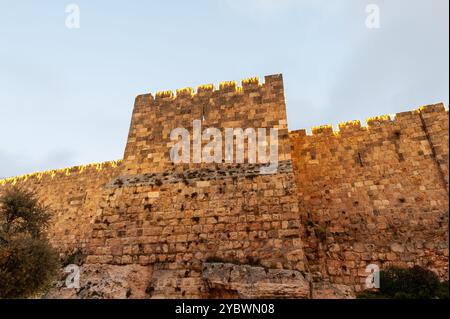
left=436, top=281, right=449, bottom=300
left=0, top=186, right=59, bottom=298
left=0, top=237, right=59, bottom=298
left=357, top=265, right=449, bottom=299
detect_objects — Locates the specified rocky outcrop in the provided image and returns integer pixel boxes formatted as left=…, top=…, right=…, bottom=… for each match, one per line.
left=202, top=263, right=311, bottom=299
left=44, top=264, right=153, bottom=299
left=1, top=73, right=447, bottom=299
left=312, top=281, right=355, bottom=299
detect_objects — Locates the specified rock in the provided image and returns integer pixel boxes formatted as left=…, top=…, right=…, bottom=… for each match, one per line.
left=390, top=243, right=405, bottom=253
left=43, top=264, right=153, bottom=299
left=312, top=282, right=355, bottom=299
left=202, top=263, right=311, bottom=299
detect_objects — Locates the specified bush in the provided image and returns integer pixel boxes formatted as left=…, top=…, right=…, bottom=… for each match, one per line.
left=357, top=265, right=449, bottom=299
left=436, top=281, right=449, bottom=299
left=0, top=237, right=59, bottom=298
left=0, top=186, right=59, bottom=298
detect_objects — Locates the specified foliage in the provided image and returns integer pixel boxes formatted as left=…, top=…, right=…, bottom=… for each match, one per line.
left=0, top=186, right=51, bottom=241
left=62, top=248, right=86, bottom=267
left=0, top=186, right=59, bottom=298
left=0, top=237, right=59, bottom=298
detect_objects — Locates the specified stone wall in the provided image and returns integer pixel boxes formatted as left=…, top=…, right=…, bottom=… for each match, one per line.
left=0, top=161, right=121, bottom=253
left=0, top=74, right=448, bottom=298
left=85, top=161, right=307, bottom=298
left=290, top=104, right=449, bottom=291
left=85, top=74, right=309, bottom=298
left=122, top=74, right=291, bottom=174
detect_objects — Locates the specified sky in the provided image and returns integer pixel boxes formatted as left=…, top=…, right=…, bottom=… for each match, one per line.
left=0, top=0, right=448, bottom=178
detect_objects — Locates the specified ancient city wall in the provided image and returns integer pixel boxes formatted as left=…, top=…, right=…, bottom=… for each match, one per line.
left=85, top=74, right=311, bottom=298
left=0, top=162, right=121, bottom=253
left=290, top=104, right=449, bottom=291
left=0, top=74, right=448, bottom=298
left=122, top=75, right=291, bottom=174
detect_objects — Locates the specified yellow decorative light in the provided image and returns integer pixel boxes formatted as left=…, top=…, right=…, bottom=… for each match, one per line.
left=338, top=120, right=361, bottom=130
left=366, top=115, right=391, bottom=123
left=219, top=81, right=237, bottom=90
left=418, top=105, right=431, bottom=113
left=311, top=124, right=333, bottom=134
left=197, top=84, right=215, bottom=92
left=176, top=87, right=194, bottom=97
left=156, top=90, right=174, bottom=99
left=242, top=77, right=260, bottom=86
left=0, top=160, right=122, bottom=186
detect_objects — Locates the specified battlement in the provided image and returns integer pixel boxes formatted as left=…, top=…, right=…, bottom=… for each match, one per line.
left=290, top=101, right=449, bottom=290
left=123, top=74, right=290, bottom=175
left=291, top=103, right=448, bottom=137
left=0, top=74, right=448, bottom=298
left=0, top=160, right=122, bottom=186
left=139, top=76, right=275, bottom=104
left=0, top=160, right=122, bottom=253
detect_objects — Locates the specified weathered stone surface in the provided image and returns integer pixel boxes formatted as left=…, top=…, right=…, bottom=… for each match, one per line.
left=45, top=264, right=153, bottom=299
left=0, top=161, right=121, bottom=253
left=0, top=75, right=448, bottom=299
left=202, top=263, right=311, bottom=299
left=291, top=104, right=449, bottom=291
left=312, top=281, right=355, bottom=299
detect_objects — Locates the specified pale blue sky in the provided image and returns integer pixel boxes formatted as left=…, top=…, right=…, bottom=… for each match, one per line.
left=0, top=0, right=448, bottom=178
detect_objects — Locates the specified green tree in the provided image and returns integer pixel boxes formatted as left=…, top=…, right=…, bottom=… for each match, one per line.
left=357, top=265, right=449, bottom=299
left=0, top=186, right=59, bottom=298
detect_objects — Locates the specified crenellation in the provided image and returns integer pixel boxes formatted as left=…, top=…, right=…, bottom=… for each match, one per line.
left=218, top=81, right=238, bottom=92
left=155, top=90, right=175, bottom=100
left=419, top=103, right=446, bottom=114
left=290, top=102, right=449, bottom=290
left=241, top=77, right=260, bottom=91
left=175, top=87, right=194, bottom=98
left=366, top=114, right=392, bottom=127
left=338, top=120, right=363, bottom=134
left=0, top=74, right=448, bottom=299
left=311, top=124, right=334, bottom=136
left=197, top=84, right=215, bottom=95
left=264, top=74, right=283, bottom=86
left=0, top=160, right=122, bottom=253
left=0, top=160, right=122, bottom=186
left=298, top=106, right=449, bottom=139
left=137, top=76, right=281, bottom=104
